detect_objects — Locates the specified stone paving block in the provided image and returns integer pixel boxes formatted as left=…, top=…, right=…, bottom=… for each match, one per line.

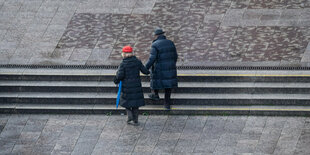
left=66, top=48, right=93, bottom=65
left=22, top=118, right=47, bottom=132
left=32, top=144, right=55, bottom=155
left=224, top=116, right=247, bottom=134
left=0, top=138, right=15, bottom=154
left=0, top=120, right=7, bottom=133
left=301, top=42, right=310, bottom=62
left=280, top=9, right=302, bottom=20
left=179, top=116, right=207, bottom=139
left=135, top=131, right=161, bottom=151
left=200, top=116, right=227, bottom=139
left=265, top=117, right=287, bottom=129
left=16, top=132, right=41, bottom=145
left=6, top=114, right=29, bottom=125
left=35, top=129, right=62, bottom=147
left=92, top=139, right=118, bottom=154
left=240, top=127, right=264, bottom=140
left=9, top=48, right=33, bottom=65
left=218, top=133, right=240, bottom=146
left=304, top=118, right=310, bottom=129
left=174, top=139, right=197, bottom=153
left=0, top=124, right=24, bottom=141
left=234, top=139, right=258, bottom=154
left=132, top=151, right=153, bottom=155
left=51, top=122, right=86, bottom=154
left=97, top=115, right=126, bottom=139
left=50, top=48, right=74, bottom=65
left=86, top=48, right=112, bottom=65
left=152, top=139, right=179, bottom=154
left=1, top=0, right=23, bottom=12
left=259, top=128, right=282, bottom=142
left=213, top=146, right=235, bottom=155
left=162, top=116, right=188, bottom=133
left=0, top=49, right=15, bottom=64
left=281, top=117, right=306, bottom=134
left=11, top=144, right=33, bottom=154
left=19, top=1, right=42, bottom=12
left=194, top=138, right=218, bottom=153
left=254, top=139, right=279, bottom=154
left=71, top=138, right=98, bottom=155
left=35, top=118, right=67, bottom=146
left=294, top=129, right=310, bottom=155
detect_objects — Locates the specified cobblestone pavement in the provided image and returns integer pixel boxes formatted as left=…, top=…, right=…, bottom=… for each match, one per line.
left=0, top=114, right=309, bottom=155
left=1, top=0, right=310, bottom=66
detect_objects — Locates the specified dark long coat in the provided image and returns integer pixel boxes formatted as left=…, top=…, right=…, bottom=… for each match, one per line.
left=114, top=56, right=150, bottom=108
left=145, top=35, right=178, bottom=90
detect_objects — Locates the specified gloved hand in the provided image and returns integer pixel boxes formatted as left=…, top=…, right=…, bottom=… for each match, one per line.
left=113, top=76, right=120, bottom=84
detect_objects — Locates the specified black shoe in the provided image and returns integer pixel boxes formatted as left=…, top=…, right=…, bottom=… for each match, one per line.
left=127, top=119, right=133, bottom=124
left=164, top=103, right=171, bottom=110
left=128, top=121, right=139, bottom=126
left=133, top=121, right=139, bottom=126
left=148, top=94, right=160, bottom=101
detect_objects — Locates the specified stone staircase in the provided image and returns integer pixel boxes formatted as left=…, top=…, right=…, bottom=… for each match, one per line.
left=1, top=68, right=310, bottom=116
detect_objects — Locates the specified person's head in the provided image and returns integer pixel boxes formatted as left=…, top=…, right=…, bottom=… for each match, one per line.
left=122, top=46, right=134, bottom=58
left=154, top=28, right=165, bottom=38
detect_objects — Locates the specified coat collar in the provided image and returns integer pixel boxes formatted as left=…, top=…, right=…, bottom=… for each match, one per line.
left=157, top=35, right=166, bottom=40
left=153, top=35, right=166, bottom=42
left=123, top=56, right=136, bottom=61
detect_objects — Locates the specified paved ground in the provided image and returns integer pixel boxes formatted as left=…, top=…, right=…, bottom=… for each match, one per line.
left=0, top=114, right=309, bottom=155
left=0, top=0, right=310, bottom=66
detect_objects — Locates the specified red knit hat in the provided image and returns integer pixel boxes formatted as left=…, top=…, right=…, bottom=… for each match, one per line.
left=122, top=46, right=133, bottom=53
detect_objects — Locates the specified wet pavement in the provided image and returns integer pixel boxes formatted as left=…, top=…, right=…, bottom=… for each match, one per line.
left=0, top=114, right=310, bottom=155
left=0, top=0, right=310, bottom=66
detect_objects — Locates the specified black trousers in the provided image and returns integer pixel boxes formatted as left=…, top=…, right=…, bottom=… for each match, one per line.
left=154, top=88, right=172, bottom=104
left=126, top=107, right=139, bottom=122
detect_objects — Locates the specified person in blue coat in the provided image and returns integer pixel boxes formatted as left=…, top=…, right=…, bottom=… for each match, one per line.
left=145, top=28, right=178, bottom=110
left=114, top=46, right=150, bottom=125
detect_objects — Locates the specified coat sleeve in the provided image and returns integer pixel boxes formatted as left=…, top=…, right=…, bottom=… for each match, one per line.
left=145, top=45, right=158, bottom=70
left=139, top=60, right=150, bottom=75
left=114, top=62, right=125, bottom=84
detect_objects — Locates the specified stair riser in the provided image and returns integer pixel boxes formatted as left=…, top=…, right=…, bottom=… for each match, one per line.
left=2, top=86, right=310, bottom=94
left=1, top=75, right=310, bottom=82
left=2, top=98, right=310, bottom=105
left=1, top=108, right=310, bottom=116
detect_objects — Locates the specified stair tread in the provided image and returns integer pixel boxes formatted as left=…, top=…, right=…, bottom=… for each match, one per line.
left=2, top=103, right=310, bottom=111
left=1, top=81, right=310, bottom=88
left=1, top=92, right=310, bottom=99
left=2, top=68, right=310, bottom=76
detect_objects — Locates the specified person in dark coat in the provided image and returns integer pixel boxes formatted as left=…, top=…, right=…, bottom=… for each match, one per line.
left=145, top=28, right=178, bottom=110
left=114, top=46, right=150, bottom=125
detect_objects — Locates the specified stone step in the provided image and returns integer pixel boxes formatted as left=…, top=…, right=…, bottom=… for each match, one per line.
left=2, top=81, right=310, bottom=88
left=2, top=68, right=310, bottom=82
left=1, top=92, right=310, bottom=105
left=2, top=74, right=310, bottom=82
left=1, top=103, right=310, bottom=116
left=1, top=81, right=310, bottom=94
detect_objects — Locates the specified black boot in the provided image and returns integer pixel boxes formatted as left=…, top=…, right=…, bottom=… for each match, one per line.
left=132, top=107, right=139, bottom=126
left=164, top=102, right=171, bottom=110
left=126, top=108, right=133, bottom=124
left=149, top=89, right=160, bottom=101
left=148, top=93, right=160, bottom=101
left=164, top=88, right=171, bottom=110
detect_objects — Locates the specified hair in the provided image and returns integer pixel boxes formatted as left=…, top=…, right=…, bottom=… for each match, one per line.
left=122, top=52, right=134, bottom=58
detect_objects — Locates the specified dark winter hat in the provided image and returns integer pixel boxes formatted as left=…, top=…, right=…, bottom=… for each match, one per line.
left=122, top=46, right=133, bottom=53
left=154, top=28, right=165, bottom=35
